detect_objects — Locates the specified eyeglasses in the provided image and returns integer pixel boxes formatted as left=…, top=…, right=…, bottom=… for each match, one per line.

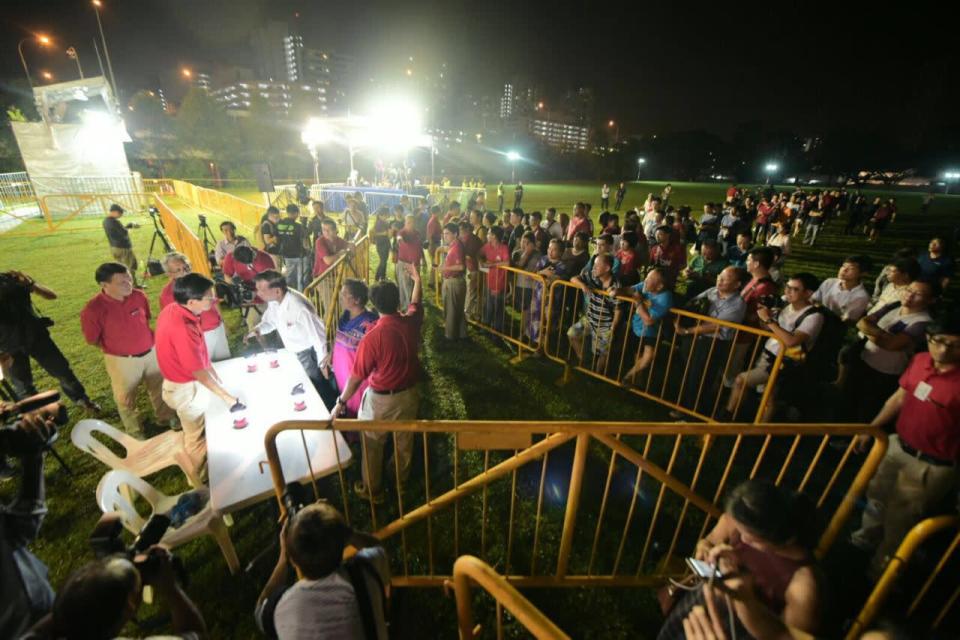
left=202, top=295, right=219, bottom=302
left=928, top=336, right=960, bottom=350
left=784, top=285, right=802, bottom=292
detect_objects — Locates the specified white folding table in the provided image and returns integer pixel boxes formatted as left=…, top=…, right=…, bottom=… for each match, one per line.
left=204, top=348, right=352, bottom=513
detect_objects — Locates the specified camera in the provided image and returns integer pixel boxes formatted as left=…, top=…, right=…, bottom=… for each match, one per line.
left=90, top=512, right=188, bottom=586
left=758, top=294, right=783, bottom=310
left=281, top=481, right=311, bottom=519
left=147, top=206, right=160, bottom=217
left=0, top=391, right=67, bottom=455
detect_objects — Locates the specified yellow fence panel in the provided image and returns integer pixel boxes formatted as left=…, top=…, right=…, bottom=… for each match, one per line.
left=153, top=195, right=212, bottom=278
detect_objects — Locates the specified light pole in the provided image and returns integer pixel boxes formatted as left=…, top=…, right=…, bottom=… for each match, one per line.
left=636, top=157, right=646, bottom=181
left=507, top=151, right=520, bottom=183
left=92, top=0, right=118, bottom=95
left=608, top=119, right=619, bottom=145
left=764, top=162, right=779, bottom=186
left=944, top=171, right=960, bottom=195
left=41, top=71, right=54, bottom=82
left=66, top=46, right=84, bottom=79
left=18, top=34, right=52, bottom=90
left=301, top=118, right=332, bottom=185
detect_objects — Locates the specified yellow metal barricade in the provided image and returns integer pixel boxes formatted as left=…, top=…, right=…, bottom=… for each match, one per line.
left=847, top=515, right=960, bottom=639
left=303, top=234, right=370, bottom=352
left=541, top=279, right=785, bottom=423
left=264, top=419, right=886, bottom=588
left=153, top=195, right=212, bottom=278
left=38, top=192, right=153, bottom=231
left=451, top=556, right=571, bottom=640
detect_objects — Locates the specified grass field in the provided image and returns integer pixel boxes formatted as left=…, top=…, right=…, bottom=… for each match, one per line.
left=1, top=180, right=957, bottom=638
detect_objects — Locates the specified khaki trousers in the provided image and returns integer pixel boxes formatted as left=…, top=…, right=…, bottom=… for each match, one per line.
left=103, top=349, right=174, bottom=434
left=852, top=435, right=959, bottom=573
left=110, top=247, right=138, bottom=274
left=442, top=277, right=467, bottom=339
left=358, top=386, right=420, bottom=494
left=161, top=380, right=209, bottom=481
left=397, top=260, right=416, bottom=310
left=464, top=270, right=480, bottom=321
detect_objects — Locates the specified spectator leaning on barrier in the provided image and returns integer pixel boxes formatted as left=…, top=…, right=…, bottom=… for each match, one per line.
left=159, top=252, right=231, bottom=362
left=682, top=239, right=728, bottom=300
left=256, top=503, right=389, bottom=640
left=673, top=266, right=747, bottom=417
left=724, top=272, right=823, bottom=422
left=649, top=225, right=687, bottom=290
left=613, top=267, right=673, bottom=386
left=80, top=263, right=176, bottom=437
left=333, top=263, right=423, bottom=503
left=841, top=278, right=937, bottom=423
left=811, top=255, right=871, bottom=324
left=568, top=253, right=624, bottom=373
left=479, top=226, right=511, bottom=334
left=851, top=315, right=960, bottom=577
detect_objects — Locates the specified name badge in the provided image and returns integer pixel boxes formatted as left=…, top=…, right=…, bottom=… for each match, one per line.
left=913, top=381, right=933, bottom=402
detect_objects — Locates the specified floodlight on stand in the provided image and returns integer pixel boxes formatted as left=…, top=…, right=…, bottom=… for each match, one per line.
left=506, top=151, right=521, bottom=162
left=300, top=118, right=333, bottom=147
left=764, top=163, right=779, bottom=173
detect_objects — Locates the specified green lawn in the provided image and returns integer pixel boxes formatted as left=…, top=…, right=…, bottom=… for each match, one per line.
left=1, top=181, right=957, bottom=638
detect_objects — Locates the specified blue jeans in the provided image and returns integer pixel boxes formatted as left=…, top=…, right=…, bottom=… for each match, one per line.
left=284, top=257, right=309, bottom=290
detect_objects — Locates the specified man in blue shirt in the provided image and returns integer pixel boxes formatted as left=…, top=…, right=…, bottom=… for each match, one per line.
left=917, top=237, right=954, bottom=289
left=614, top=267, right=673, bottom=386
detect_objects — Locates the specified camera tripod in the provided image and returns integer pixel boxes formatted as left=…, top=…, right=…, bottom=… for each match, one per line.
left=146, top=207, right=173, bottom=263
left=197, top=215, right=218, bottom=267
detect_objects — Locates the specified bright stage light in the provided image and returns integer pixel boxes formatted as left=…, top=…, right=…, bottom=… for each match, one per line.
left=506, top=151, right=521, bottom=162
left=765, top=162, right=779, bottom=172
left=301, top=118, right=333, bottom=147
left=637, top=157, right=646, bottom=165
left=363, top=98, right=426, bottom=152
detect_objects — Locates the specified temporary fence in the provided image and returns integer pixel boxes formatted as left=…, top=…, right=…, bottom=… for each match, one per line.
left=313, top=184, right=426, bottom=214
left=168, top=179, right=264, bottom=231
left=153, top=195, right=212, bottom=278
left=452, top=555, right=571, bottom=639
left=32, top=174, right=146, bottom=220
left=37, top=192, right=154, bottom=232
left=302, top=234, right=371, bottom=350
left=433, top=252, right=549, bottom=363
left=542, top=279, right=785, bottom=423
left=847, top=515, right=960, bottom=639
left=264, top=419, right=887, bottom=588
left=0, top=171, right=41, bottom=233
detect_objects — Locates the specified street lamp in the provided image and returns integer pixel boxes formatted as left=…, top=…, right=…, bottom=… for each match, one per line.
left=17, top=34, right=53, bottom=90
left=764, top=162, right=780, bottom=185
left=181, top=67, right=193, bottom=79
left=301, top=118, right=333, bottom=184
left=506, top=150, right=521, bottom=182
left=92, top=0, right=118, bottom=95
left=41, top=71, right=53, bottom=82
left=608, top=119, right=619, bottom=145
left=66, top=46, right=84, bottom=79
left=636, top=157, right=646, bottom=181
left=944, top=170, right=960, bottom=194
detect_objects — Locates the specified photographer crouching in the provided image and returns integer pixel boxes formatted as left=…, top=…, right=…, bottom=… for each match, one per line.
left=0, top=395, right=63, bottom=638
left=23, top=545, right=206, bottom=640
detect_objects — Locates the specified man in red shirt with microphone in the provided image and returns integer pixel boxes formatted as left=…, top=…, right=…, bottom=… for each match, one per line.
left=80, top=263, right=175, bottom=437
left=155, top=273, right=240, bottom=481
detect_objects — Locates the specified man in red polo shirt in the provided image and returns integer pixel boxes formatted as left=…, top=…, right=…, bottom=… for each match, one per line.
left=395, top=214, right=423, bottom=310
left=441, top=223, right=467, bottom=341
left=80, top=263, right=175, bottom=436
left=155, top=273, right=240, bottom=480
left=222, top=244, right=275, bottom=331
left=313, top=219, right=351, bottom=279
left=479, top=226, right=510, bottom=333
left=333, top=264, right=423, bottom=503
left=159, top=252, right=231, bottom=362
left=852, top=316, right=960, bottom=574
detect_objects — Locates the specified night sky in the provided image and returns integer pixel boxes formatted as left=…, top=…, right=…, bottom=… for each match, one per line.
left=2, top=0, right=956, bottom=138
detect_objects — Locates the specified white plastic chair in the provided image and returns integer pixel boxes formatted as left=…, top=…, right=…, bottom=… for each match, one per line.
left=71, top=419, right=203, bottom=488
left=96, top=469, right=240, bottom=574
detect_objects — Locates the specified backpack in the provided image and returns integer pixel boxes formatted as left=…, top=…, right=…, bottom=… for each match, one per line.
left=780, top=306, right=846, bottom=381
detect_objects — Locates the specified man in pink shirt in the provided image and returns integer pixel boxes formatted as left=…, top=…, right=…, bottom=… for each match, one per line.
left=395, top=214, right=423, bottom=309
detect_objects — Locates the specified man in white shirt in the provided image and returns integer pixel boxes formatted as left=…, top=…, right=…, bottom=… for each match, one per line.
left=248, top=270, right=337, bottom=407
left=725, top=273, right=824, bottom=421
left=542, top=208, right=563, bottom=240
left=841, top=278, right=936, bottom=421
left=213, top=221, right=247, bottom=265
left=812, top=255, right=871, bottom=323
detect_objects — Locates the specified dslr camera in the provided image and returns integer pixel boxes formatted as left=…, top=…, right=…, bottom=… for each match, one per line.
left=758, top=294, right=784, bottom=310
left=90, top=512, right=187, bottom=586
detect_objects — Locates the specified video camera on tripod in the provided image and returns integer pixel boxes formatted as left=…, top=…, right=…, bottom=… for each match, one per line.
left=146, top=206, right=173, bottom=277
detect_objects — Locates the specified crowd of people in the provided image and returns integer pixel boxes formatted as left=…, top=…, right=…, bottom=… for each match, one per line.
left=1, top=175, right=958, bottom=639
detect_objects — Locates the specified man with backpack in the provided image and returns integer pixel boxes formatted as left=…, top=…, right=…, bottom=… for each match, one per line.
left=724, top=273, right=823, bottom=421
left=256, top=502, right=389, bottom=640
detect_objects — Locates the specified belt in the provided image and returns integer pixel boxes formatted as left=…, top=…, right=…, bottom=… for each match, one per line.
left=115, top=349, right=152, bottom=358
left=899, top=439, right=955, bottom=467
left=370, top=384, right=415, bottom=395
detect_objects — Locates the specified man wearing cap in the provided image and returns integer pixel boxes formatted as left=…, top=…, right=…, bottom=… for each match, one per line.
left=80, top=263, right=175, bottom=437
left=159, top=252, right=231, bottom=362
left=851, top=315, right=960, bottom=574
left=155, top=273, right=240, bottom=480
left=102, top=203, right=140, bottom=286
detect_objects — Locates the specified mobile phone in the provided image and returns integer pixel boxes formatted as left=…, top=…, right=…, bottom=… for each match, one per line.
left=686, top=557, right=722, bottom=579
